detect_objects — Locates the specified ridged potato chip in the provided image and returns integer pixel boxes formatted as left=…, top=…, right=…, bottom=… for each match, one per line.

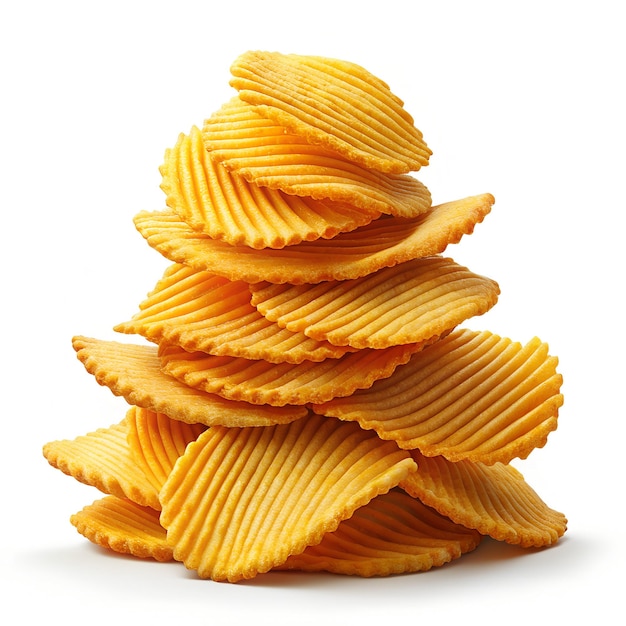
left=159, top=414, right=416, bottom=581
left=313, top=329, right=563, bottom=464
left=72, top=336, right=307, bottom=427
left=115, top=263, right=354, bottom=363
left=43, top=419, right=160, bottom=510
left=250, top=257, right=499, bottom=349
left=161, top=126, right=379, bottom=249
left=132, top=193, right=492, bottom=285
left=400, top=452, right=567, bottom=547
left=126, top=406, right=206, bottom=493
left=278, top=488, right=481, bottom=576
left=158, top=339, right=427, bottom=407
left=203, top=97, right=431, bottom=218
left=71, top=496, right=173, bottom=562
left=229, top=51, right=431, bottom=174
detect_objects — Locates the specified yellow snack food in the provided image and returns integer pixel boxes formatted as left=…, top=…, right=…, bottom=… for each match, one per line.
left=250, top=256, right=500, bottom=349
left=203, top=97, right=432, bottom=218
left=71, top=496, right=173, bottom=562
left=126, top=406, right=206, bottom=493
left=279, top=488, right=481, bottom=576
left=161, top=126, right=378, bottom=249
left=72, top=336, right=308, bottom=427
left=313, top=329, right=563, bottom=464
left=132, top=193, right=494, bottom=285
left=229, top=51, right=431, bottom=174
left=158, top=339, right=427, bottom=406
left=43, top=419, right=161, bottom=510
left=115, top=263, right=355, bottom=363
left=400, top=452, right=567, bottom=547
left=159, top=414, right=417, bottom=581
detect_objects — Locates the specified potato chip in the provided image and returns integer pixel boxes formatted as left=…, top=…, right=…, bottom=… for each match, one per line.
left=159, top=414, right=416, bottom=581
left=203, top=97, right=431, bottom=218
left=278, top=488, right=481, bottom=576
left=250, top=257, right=500, bottom=349
left=160, top=126, right=379, bottom=249
left=43, top=419, right=161, bottom=510
left=72, top=336, right=307, bottom=427
left=313, top=329, right=563, bottom=464
left=158, top=339, right=427, bottom=406
left=115, top=263, right=355, bottom=363
left=229, top=51, right=431, bottom=174
left=132, top=193, right=492, bottom=285
left=126, top=406, right=206, bottom=492
left=400, top=452, right=567, bottom=547
left=71, top=496, right=173, bottom=562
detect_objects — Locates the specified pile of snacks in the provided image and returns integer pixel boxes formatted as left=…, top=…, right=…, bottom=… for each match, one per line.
left=43, top=51, right=567, bottom=582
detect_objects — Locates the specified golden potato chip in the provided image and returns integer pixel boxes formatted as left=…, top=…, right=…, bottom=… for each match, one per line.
left=229, top=51, right=431, bottom=174
left=313, top=329, right=563, bottom=464
left=278, top=488, right=481, bottom=576
left=400, top=452, right=567, bottom=547
left=202, top=97, right=431, bottom=218
left=158, top=339, right=427, bottom=407
left=43, top=419, right=161, bottom=509
left=72, top=336, right=307, bottom=427
left=126, top=406, right=206, bottom=492
left=115, top=263, right=355, bottom=363
left=160, top=126, right=379, bottom=249
left=132, top=193, right=493, bottom=285
left=71, top=496, right=173, bottom=562
left=250, top=257, right=500, bottom=349
left=159, top=414, right=416, bottom=581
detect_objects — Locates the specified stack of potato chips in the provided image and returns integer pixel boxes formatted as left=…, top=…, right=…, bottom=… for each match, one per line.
left=43, top=51, right=567, bottom=582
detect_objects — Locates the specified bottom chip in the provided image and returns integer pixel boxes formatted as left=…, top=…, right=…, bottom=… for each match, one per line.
left=71, top=496, right=173, bottom=562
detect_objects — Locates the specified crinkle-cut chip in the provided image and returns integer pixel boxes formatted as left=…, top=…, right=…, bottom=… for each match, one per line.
left=202, top=97, right=431, bottom=219
left=71, top=496, right=173, bottom=562
left=42, top=420, right=160, bottom=510
left=159, top=414, right=416, bottom=582
left=72, top=336, right=307, bottom=427
left=277, top=488, right=481, bottom=576
left=229, top=51, right=431, bottom=174
left=126, top=406, right=206, bottom=492
left=313, top=329, right=563, bottom=465
left=160, top=126, right=379, bottom=250
left=158, top=339, right=428, bottom=407
left=114, top=264, right=354, bottom=364
left=250, top=257, right=500, bottom=349
left=400, top=452, right=567, bottom=548
left=132, top=192, right=492, bottom=285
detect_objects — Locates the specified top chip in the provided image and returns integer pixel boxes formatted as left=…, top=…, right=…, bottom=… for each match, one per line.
left=229, top=51, right=431, bottom=174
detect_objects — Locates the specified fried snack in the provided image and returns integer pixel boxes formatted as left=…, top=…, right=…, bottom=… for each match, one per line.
left=72, top=336, right=307, bottom=427
left=159, top=414, right=416, bottom=581
left=229, top=51, right=431, bottom=174
left=400, top=452, right=567, bottom=547
left=158, top=340, right=427, bottom=407
left=160, top=126, right=379, bottom=249
left=132, top=193, right=493, bottom=285
left=250, top=257, right=500, bottom=349
left=278, top=488, right=481, bottom=576
left=313, top=329, right=563, bottom=464
left=115, top=263, right=355, bottom=364
left=43, top=419, right=161, bottom=510
left=71, top=496, right=173, bottom=562
left=202, top=97, right=431, bottom=218
left=126, top=406, right=206, bottom=492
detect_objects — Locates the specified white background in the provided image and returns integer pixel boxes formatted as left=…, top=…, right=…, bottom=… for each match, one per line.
left=1, top=1, right=623, bottom=623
